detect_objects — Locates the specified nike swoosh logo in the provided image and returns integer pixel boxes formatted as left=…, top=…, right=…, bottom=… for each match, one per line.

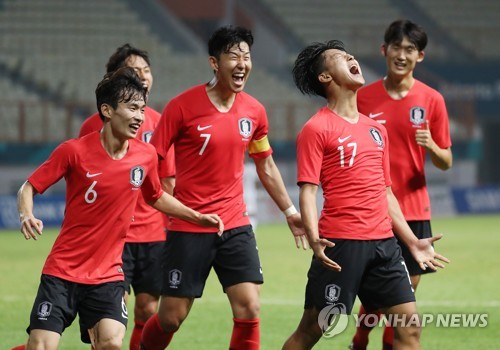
left=197, top=125, right=212, bottom=131
left=369, top=112, right=384, bottom=118
left=86, top=172, right=102, bottom=178
left=338, top=135, right=352, bottom=143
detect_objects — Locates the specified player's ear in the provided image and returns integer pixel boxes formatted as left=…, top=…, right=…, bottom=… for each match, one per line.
left=318, top=72, right=331, bottom=83
left=100, top=104, right=112, bottom=120
left=380, top=44, right=387, bottom=57
left=208, top=56, right=218, bottom=73
left=417, top=50, right=425, bottom=63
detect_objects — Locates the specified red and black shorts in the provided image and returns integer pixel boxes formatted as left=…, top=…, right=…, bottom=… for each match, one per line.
left=161, top=225, right=263, bottom=297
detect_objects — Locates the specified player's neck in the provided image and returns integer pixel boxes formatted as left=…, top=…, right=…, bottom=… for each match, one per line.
left=327, top=92, right=359, bottom=122
left=100, top=131, right=129, bottom=160
left=206, top=84, right=236, bottom=112
left=383, top=74, right=414, bottom=99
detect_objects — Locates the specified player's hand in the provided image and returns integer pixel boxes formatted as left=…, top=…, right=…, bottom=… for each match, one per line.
left=409, top=234, right=450, bottom=271
left=310, top=239, right=340, bottom=271
left=286, top=213, right=309, bottom=250
left=199, top=214, right=224, bottom=236
left=415, top=120, right=435, bottom=150
left=20, top=214, right=44, bottom=240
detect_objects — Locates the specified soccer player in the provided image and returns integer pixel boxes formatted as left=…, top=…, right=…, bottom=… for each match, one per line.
left=350, top=19, right=453, bottom=350
left=140, top=25, right=308, bottom=350
left=281, top=40, right=449, bottom=350
left=79, top=44, right=175, bottom=350
left=14, top=67, right=222, bottom=350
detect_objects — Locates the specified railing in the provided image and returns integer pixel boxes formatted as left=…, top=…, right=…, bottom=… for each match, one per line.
left=0, top=100, right=94, bottom=143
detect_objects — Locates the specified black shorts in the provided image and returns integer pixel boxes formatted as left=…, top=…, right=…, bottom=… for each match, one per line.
left=304, top=237, right=415, bottom=314
left=27, top=275, right=128, bottom=344
left=122, top=241, right=167, bottom=295
left=161, top=225, right=263, bottom=297
left=396, top=220, right=435, bottom=276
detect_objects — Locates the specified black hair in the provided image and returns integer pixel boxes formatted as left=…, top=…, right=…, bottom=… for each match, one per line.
left=208, top=25, right=254, bottom=58
left=384, top=19, right=428, bottom=51
left=95, top=67, right=147, bottom=121
left=105, top=44, right=151, bottom=73
left=292, top=40, right=346, bottom=98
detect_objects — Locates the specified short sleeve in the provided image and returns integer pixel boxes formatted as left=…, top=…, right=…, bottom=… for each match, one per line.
left=296, top=123, right=323, bottom=186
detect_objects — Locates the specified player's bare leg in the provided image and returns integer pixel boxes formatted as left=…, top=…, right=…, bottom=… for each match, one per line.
left=88, top=319, right=126, bottom=350
left=226, top=282, right=261, bottom=350
left=282, top=308, right=323, bottom=350
left=130, top=293, right=159, bottom=350
left=350, top=275, right=423, bottom=350
left=140, top=296, right=194, bottom=349
left=26, top=330, right=60, bottom=350
left=380, top=275, right=421, bottom=350
left=384, top=302, right=420, bottom=350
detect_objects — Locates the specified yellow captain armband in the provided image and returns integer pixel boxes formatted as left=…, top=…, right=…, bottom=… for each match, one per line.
left=248, top=135, right=271, bottom=155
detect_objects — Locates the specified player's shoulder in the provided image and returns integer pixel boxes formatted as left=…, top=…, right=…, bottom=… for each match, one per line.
left=301, top=107, right=329, bottom=133
left=238, top=90, right=264, bottom=107
left=174, top=84, right=206, bottom=101
left=55, top=131, right=98, bottom=155
left=413, top=80, right=444, bottom=99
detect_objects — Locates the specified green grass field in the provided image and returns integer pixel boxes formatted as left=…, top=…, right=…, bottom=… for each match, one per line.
left=1, top=215, right=499, bottom=349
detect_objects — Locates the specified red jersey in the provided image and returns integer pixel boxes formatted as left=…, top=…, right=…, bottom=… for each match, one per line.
left=357, top=80, right=452, bottom=220
left=79, top=108, right=175, bottom=242
left=296, top=107, right=393, bottom=240
left=28, top=132, right=163, bottom=284
left=151, top=84, right=272, bottom=232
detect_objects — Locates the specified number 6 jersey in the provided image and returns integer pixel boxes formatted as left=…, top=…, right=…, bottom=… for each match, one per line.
left=27, top=131, right=163, bottom=284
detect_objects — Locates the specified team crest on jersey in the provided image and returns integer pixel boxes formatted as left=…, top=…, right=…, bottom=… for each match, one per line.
left=130, top=166, right=145, bottom=187
left=369, top=127, right=384, bottom=147
left=325, top=284, right=341, bottom=304
left=142, top=131, right=153, bottom=143
left=37, top=301, right=52, bottom=319
left=238, top=118, right=253, bottom=138
left=169, top=269, right=182, bottom=288
left=410, top=106, right=426, bottom=126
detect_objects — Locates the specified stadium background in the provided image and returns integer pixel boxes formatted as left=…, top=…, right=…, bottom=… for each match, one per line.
left=1, top=0, right=500, bottom=228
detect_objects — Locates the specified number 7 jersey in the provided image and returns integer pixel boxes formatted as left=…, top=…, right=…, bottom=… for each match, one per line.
left=151, top=84, right=272, bottom=232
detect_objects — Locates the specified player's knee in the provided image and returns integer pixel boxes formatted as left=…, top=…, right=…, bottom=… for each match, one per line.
left=134, top=303, right=158, bottom=323
left=293, top=323, right=322, bottom=347
left=245, top=299, right=260, bottom=318
left=394, top=324, right=420, bottom=345
left=234, top=298, right=260, bottom=319
left=158, top=312, right=184, bottom=333
left=94, top=335, right=123, bottom=350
